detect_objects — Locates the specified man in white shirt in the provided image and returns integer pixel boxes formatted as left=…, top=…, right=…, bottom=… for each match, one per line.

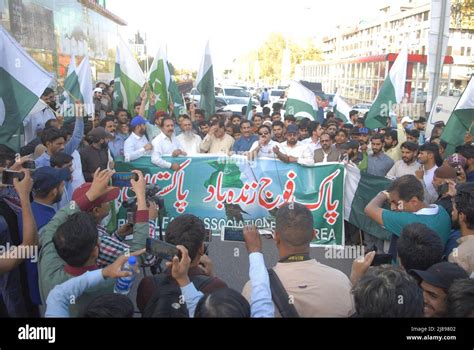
left=124, top=116, right=153, bottom=161
left=176, top=116, right=201, bottom=156
left=301, top=121, right=323, bottom=151
left=23, top=88, right=57, bottom=145
left=387, top=141, right=419, bottom=179
left=151, top=117, right=186, bottom=171
left=274, top=125, right=307, bottom=163
left=248, top=125, right=278, bottom=160
left=416, top=143, right=440, bottom=204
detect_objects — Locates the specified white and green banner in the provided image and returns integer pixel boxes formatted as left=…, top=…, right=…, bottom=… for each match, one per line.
left=441, top=77, right=474, bottom=155
left=114, top=37, right=146, bottom=114
left=285, top=80, right=317, bottom=120
left=366, top=46, right=408, bottom=129
left=196, top=41, right=215, bottom=118
left=0, top=26, right=53, bottom=150
left=114, top=157, right=392, bottom=246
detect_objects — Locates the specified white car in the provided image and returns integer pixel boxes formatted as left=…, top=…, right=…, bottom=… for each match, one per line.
left=352, top=103, right=372, bottom=115
left=269, top=89, right=286, bottom=105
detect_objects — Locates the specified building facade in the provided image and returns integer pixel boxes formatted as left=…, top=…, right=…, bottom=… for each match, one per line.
left=296, top=0, right=473, bottom=110
left=0, top=0, right=126, bottom=82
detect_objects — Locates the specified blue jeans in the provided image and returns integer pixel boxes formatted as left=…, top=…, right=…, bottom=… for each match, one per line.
left=0, top=216, right=27, bottom=317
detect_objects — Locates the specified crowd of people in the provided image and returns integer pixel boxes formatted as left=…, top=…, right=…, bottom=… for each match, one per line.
left=0, top=81, right=473, bottom=318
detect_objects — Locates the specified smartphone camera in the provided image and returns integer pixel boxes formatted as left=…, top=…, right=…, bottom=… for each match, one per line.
left=146, top=238, right=181, bottom=261
left=111, top=172, right=139, bottom=187
left=126, top=211, right=135, bottom=225
left=22, top=161, right=36, bottom=170
left=221, top=227, right=245, bottom=242
left=370, top=253, right=392, bottom=266
left=1, top=170, right=25, bottom=186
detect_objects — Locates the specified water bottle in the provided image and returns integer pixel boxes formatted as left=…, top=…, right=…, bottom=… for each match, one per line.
left=113, top=256, right=137, bottom=295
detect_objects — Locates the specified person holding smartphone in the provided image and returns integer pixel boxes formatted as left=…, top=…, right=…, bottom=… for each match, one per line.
left=432, top=165, right=458, bottom=220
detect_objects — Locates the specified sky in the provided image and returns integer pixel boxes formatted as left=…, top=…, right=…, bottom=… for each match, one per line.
left=108, top=0, right=382, bottom=73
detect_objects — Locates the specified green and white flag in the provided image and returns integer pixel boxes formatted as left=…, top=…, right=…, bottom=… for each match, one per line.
left=167, top=62, right=186, bottom=115
left=148, top=47, right=170, bottom=113
left=246, top=96, right=253, bottom=119
left=285, top=80, right=317, bottom=120
left=366, top=46, right=408, bottom=130
left=64, top=55, right=93, bottom=116
left=114, top=37, right=145, bottom=115
left=344, top=165, right=393, bottom=241
left=333, top=91, right=352, bottom=123
left=441, top=77, right=474, bottom=155
left=196, top=41, right=215, bottom=118
left=0, top=26, right=53, bottom=150
left=64, top=55, right=81, bottom=102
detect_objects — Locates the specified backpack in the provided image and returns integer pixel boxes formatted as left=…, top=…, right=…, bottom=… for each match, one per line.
left=268, top=268, right=300, bottom=318
left=141, top=273, right=213, bottom=318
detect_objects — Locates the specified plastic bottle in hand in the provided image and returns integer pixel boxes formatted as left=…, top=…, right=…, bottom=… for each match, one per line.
left=113, top=256, right=137, bottom=295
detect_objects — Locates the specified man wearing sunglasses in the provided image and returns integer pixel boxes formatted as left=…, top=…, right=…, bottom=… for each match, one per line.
left=248, top=125, right=278, bottom=161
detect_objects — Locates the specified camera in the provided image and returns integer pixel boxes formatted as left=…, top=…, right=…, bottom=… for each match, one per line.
left=111, top=172, right=139, bottom=187
left=1, top=170, right=25, bottom=186
left=146, top=238, right=181, bottom=261
left=22, top=161, right=36, bottom=170
left=220, top=226, right=273, bottom=242
left=122, top=184, right=165, bottom=221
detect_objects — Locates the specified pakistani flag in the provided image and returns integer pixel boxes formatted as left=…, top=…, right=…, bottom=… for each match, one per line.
left=196, top=41, right=215, bottom=118
left=344, top=164, right=393, bottom=241
left=64, top=56, right=93, bottom=116
left=441, top=77, right=474, bottom=155
left=168, top=62, right=186, bottom=115
left=148, top=47, right=170, bottom=113
left=204, top=161, right=244, bottom=189
left=246, top=96, right=253, bottom=119
left=366, top=46, right=408, bottom=130
left=285, top=80, right=317, bottom=120
left=333, top=91, right=352, bottom=123
left=0, top=26, right=53, bottom=150
left=114, top=37, right=146, bottom=114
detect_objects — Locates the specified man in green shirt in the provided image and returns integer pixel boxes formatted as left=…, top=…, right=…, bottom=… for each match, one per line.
left=364, top=175, right=451, bottom=260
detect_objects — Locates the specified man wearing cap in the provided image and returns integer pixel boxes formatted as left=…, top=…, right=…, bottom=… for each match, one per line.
left=410, top=262, right=468, bottom=317
left=340, top=140, right=361, bottom=166
left=449, top=183, right=474, bottom=277
left=38, top=169, right=150, bottom=316
left=151, top=117, right=186, bottom=170
left=17, top=167, right=71, bottom=308
left=80, top=127, right=112, bottom=182
left=273, top=125, right=307, bottom=164
left=124, top=116, right=153, bottom=162
left=401, top=116, right=413, bottom=130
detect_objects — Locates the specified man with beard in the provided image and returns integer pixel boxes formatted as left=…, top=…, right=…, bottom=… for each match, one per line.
left=151, top=117, right=186, bottom=171
left=17, top=166, right=71, bottom=308
left=448, top=183, right=474, bottom=277
left=23, top=88, right=58, bottom=145
left=100, top=116, right=123, bottom=160
left=367, top=134, right=394, bottom=177
left=274, top=125, right=307, bottom=164
left=80, top=127, right=113, bottom=182
left=384, top=130, right=402, bottom=162
left=124, top=116, right=153, bottom=161
left=314, top=133, right=341, bottom=163
left=177, top=116, right=202, bottom=156
left=416, top=143, right=441, bottom=204
left=387, top=142, right=419, bottom=179
left=340, top=140, right=361, bottom=166
left=272, top=121, right=286, bottom=143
